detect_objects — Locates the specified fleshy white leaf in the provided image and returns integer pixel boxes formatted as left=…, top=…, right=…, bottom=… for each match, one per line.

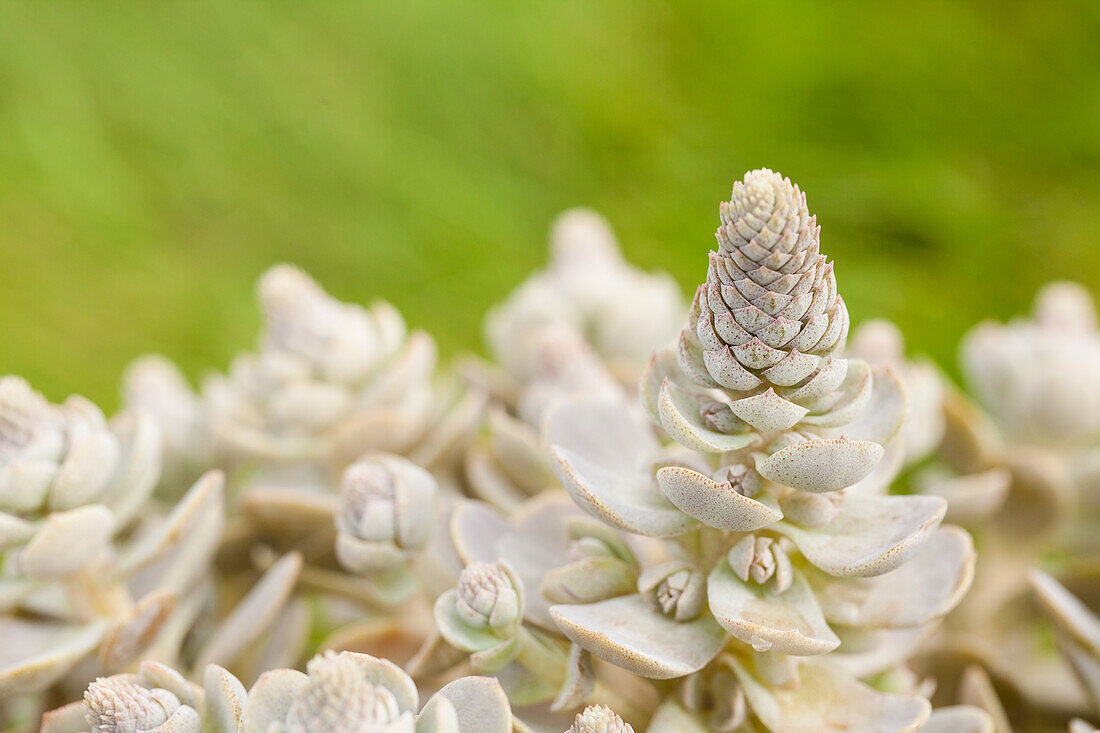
left=776, top=494, right=946, bottom=577
left=550, top=595, right=727, bottom=680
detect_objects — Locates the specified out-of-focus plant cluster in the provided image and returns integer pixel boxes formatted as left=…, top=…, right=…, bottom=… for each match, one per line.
left=1, top=171, right=1097, bottom=733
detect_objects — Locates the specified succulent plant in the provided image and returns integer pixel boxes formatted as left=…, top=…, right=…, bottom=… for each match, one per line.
left=457, top=319, right=628, bottom=517
left=40, top=660, right=246, bottom=733
left=0, top=379, right=232, bottom=704
left=202, top=264, right=482, bottom=468
left=486, top=209, right=684, bottom=386
left=545, top=170, right=966, bottom=676
left=41, top=651, right=514, bottom=733
left=963, top=282, right=1100, bottom=448
left=243, top=650, right=514, bottom=733
left=848, top=321, right=1013, bottom=525
left=7, top=171, right=1098, bottom=733
left=0, top=376, right=161, bottom=580
left=853, top=287, right=1100, bottom=723
left=959, top=282, right=1100, bottom=556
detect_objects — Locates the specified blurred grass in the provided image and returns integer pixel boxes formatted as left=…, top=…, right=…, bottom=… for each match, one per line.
left=0, top=0, right=1097, bottom=409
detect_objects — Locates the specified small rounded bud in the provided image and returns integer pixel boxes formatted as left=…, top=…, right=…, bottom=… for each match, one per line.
left=713, top=464, right=763, bottom=499
left=84, top=677, right=181, bottom=733
left=699, top=401, right=741, bottom=434
left=568, top=535, right=618, bottom=562
left=778, top=490, right=844, bottom=529
left=638, top=561, right=706, bottom=622
left=568, top=705, right=635, bottom=733
left=335, top=454, right=437, bottom=573
left=727, top=535, right=794, bottom=593
left=679, top=662, right=747, bottom=732
left=340, top=460, right=398, bottom=543
left=455, top=561, right=524, bottom=631
left=285, top=652, right=406, bottom=733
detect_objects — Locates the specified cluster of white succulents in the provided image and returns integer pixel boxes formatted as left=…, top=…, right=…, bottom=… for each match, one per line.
left=3, top=169, right=1097, bottom=733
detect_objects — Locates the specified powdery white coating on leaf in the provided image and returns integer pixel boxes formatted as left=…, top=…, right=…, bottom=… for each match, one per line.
left=726, top=535, right=794, bottom=591
left=637, top=561, right=707, bottom=622
left=545, top=397, right=699, bottom=537
left=193, top=551, right=302, bottom=670
left=420, top=676, right=512, bottom=733
left=335, top=453, right=438, bottom=574
left=449, top=495, right=636, bottom=630
left=849, top=321, right=945, bottom=462
left=686, top=170, right=851, bottom=393
left=707, top=561, right=840, bottom=656
left=20, top=504, right=116, bottom=578
left=121, top=355, right=211, bottom=492
left=775, top=494, right=947, bottom=577
left=0, top=377, right=161, bottom=584
left=98, top=591, right=178, bottom=672
left=756, top=436, right=885, bottom=493
left=204, top=265, right=442, bottom=462
left=810, top=525, right=976, bottom=629
left=550, top=595, right=728, bottom=680
left=0, top=618, right=110, bottom=698
left=655, top=466, right=781, bottom=531
left=730, top=657, right=931, bottom=733
left=656, top=380, right=755, bottom=454
left=729, top=388, right=810, bottom=432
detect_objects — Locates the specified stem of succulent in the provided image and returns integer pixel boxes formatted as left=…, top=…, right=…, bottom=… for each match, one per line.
left=589, top=679, right=655, bottom=728
left=286, top=559, right=415, bottom=610
left=698, top=527, right=737, bottom=572
left=515, top=626, right=568, bottom=687
left=671, top=528, right=703, bottom=559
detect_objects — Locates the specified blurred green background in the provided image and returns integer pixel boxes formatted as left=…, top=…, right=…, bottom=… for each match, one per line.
left=1, top=0, right=1098, bottom=409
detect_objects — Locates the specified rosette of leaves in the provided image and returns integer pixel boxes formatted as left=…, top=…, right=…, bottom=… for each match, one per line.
left=960, top=282, right=1100, bottom=557
left=486, top=208, right=684, bottom=386
left=0, top=376, right=161, bottom=583
left=0, top=378, right=234, bottom=708
left=541, top=171, right=977, bottom=731
left=41, top=651, right=515, bottom=733
left=202, top=264, right=483, bottom=468
left=870, top=288, right=1100, bottom=721
left=963, top=282, right=1100, bottom=449
left=242, top=650, right=515, bottom=733
left=40, top=660, right=247, bottom=733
